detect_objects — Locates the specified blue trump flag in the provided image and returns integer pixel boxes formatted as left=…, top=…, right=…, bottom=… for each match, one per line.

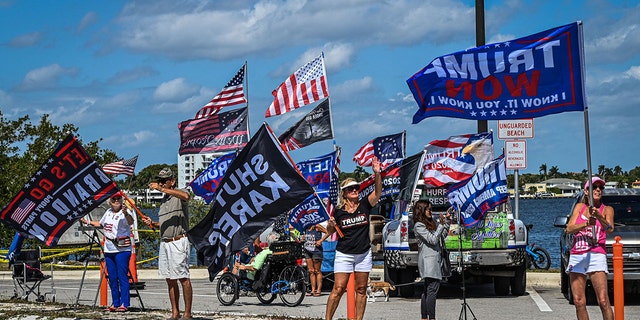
left=407, top=22, right=586, bottom=123
left=189, top=151, right=236, bottom=204
left=289, top=193, right=331, bottom=232
left=446, top=155, right=510, bottom=227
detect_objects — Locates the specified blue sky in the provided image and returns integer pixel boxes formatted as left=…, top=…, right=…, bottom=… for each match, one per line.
left=1, top=0, right=639, bottom=177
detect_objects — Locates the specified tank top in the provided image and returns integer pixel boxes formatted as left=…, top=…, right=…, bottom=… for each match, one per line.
left=570, top=204, right=606, bottom=255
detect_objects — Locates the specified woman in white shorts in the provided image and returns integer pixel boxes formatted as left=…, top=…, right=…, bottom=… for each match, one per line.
left=325, top=157, right=381, bottom=320
left=565, top=177, right=614, bottom=320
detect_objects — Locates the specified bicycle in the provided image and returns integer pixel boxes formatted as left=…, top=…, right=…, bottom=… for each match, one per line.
left=216, top=241, right=307, bottom=307
left=525, top=224, right=551, bottom=270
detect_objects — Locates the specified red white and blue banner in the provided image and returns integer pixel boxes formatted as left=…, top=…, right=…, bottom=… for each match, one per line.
left=0, top=135, right=119, bottom=246
left=359, top=151, right=424, bottom=203
left=189, top=151, right=237, bottom=204
left=423, top=132, right=493, bottom=187
left=178, top=107, right=249, bottom=155
left=353, top=132, right=405, bottom=169
left=407, top=22, right=586, bottom=123
left=446, top=155, right=509, bottom=227
left=288, top=193, right=331, bottom=232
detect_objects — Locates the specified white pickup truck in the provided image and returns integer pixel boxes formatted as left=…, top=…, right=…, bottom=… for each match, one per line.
left=381, top=182, right=528, bottom=297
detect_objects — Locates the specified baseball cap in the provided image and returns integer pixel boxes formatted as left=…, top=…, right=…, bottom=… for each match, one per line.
left=341, top=180, right=360, bottom=190
left=156, top=167, right=174, bottom=179
left=110, top=191, right=123, bottom=199
left=584, top=176, right=605, bottom=190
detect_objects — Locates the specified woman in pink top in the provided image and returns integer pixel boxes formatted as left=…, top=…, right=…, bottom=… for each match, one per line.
left=565, top=177, right=615, bottom=320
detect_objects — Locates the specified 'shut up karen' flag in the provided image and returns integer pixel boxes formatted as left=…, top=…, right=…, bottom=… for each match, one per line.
left=265, top=53, right=329, bottom=117
left=187, top=124, right=314, bottom=281
left=0, top=134, right=120, bottom=246
left=407, top=22, right=586, bottom=123
left=278, top=98, right=333, bottom=151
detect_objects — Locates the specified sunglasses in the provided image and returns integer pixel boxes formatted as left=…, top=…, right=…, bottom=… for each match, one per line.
left=344, top=186, right=360, bottom=192
left=110, top=197, right=123, bottom=202
left=157, top=178, right=169, bottom=184
left=591, top=185, right=605, bottom=191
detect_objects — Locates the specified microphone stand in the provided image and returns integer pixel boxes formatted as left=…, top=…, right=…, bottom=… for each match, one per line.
left=455, top=206, right=477, bottom=320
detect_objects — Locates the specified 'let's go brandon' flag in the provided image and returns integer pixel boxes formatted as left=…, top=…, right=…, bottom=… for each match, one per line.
left=187, top=124, right=314, bottom=281
left=407, top=22, right=586, bottom=123
left=0, top=134, right=119, bottom=246
left=178, top=107, right=249, bottom=155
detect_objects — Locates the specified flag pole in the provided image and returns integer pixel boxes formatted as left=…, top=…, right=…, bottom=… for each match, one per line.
left=244, top=62, right=251, bottom=137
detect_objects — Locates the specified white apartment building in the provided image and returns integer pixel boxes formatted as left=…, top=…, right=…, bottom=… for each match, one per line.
left=177, top=153, right=225, bottom=188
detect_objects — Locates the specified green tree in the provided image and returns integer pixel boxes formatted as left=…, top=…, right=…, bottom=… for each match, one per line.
left=539, top=163, right=547, bottom=179
left=549, top=166, right=559, bottom=178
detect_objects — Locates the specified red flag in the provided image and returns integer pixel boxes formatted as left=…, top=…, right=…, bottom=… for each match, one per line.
left=195, top=64, right=246, bottom=118
left=265, top=54, right=329, bottom=117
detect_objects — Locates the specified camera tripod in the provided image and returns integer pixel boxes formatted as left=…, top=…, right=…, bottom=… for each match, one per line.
left=454, top=207, right=477, bottom=320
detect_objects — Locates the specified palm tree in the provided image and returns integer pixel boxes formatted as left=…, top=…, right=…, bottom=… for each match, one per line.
left=549, top=166, right=559, bottom=178
left=613, top=165, right=623, bottom=176
left=597, top=165, right=606, bottom=177
left=539, top=163, right=547, bottom=180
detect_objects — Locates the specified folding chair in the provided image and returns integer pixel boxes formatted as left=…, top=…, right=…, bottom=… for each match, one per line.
left=12, top=247, right=53, bottom=302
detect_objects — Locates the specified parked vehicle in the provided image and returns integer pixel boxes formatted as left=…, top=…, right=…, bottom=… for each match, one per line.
left=382, top=181, right=528, bottom=297
left=553, top=188, right=640, bottom=304
left=525, top=224, right=551, bottom=270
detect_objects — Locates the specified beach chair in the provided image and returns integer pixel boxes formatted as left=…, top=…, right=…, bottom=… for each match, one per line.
left=12, top=247, right=54, bottom=302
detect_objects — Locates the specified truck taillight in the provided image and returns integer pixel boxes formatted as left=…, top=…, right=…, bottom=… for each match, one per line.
left=401, top=221, right=408, bottom=242
left=509, top=220, right=515, bottom=240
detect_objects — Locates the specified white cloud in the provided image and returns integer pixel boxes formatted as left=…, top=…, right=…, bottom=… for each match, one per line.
left=17, top=64, right=79, bottom=91
left=7, top=31, right=42, bottom=48
left=625, top=66, right=640, bottom=79
left=77, top=12, right=98, bottom=33
left=153, top=78, right=199, bottom=102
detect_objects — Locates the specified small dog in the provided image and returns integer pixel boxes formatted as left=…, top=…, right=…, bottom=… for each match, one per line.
left=366, top=279, right=395, bottom=302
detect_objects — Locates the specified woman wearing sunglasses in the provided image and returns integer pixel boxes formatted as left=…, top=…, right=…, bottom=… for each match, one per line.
left=81, top=191, right=134, bottom=312
left=325, top=157, right=381, bottom=320
left=565, top=176, right=614, bottom=320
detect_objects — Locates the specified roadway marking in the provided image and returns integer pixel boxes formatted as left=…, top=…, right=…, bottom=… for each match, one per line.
left=528, top=287, right=552, bottom=312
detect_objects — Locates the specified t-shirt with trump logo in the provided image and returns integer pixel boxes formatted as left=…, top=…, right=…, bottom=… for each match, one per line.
left=334, top=199, right=373, bottom=254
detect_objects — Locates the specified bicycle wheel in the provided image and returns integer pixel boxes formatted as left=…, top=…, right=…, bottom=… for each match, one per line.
left=216, top=273, right=239, bottom=306
left=279, top=265, right=307, bottom=307
left=532, top=246, right=551, bottom=270
left=256, top=286, right=277, bottom=304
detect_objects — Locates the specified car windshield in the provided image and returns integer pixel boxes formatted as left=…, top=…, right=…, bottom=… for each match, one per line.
left=604, top=196, right=640, bottom=225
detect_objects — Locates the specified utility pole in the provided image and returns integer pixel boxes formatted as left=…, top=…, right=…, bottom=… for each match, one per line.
left=476, top=0, right=487, bottom=134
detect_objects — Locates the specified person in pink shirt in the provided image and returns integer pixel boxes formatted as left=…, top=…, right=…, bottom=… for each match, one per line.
left=565, top=177, right=615, bottom=320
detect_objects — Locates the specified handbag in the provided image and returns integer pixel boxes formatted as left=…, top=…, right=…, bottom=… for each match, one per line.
left=440, top=238, right=452, bottom=277
left=115, top=236, right=131, bottom=248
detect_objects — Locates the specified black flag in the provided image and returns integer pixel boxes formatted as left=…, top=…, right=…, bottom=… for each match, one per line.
left=278, top=98, right=333, bottom=151
left=188, top=124, right=314, bottom=280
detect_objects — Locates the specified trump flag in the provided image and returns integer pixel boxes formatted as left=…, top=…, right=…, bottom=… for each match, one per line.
left=446, top=155, right=510, bottom=227
left=407, top=22, right=586, bottom=123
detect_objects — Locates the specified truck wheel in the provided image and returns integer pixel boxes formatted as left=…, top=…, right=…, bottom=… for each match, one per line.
left=398, top=269, right=416, bottom=298
left=384, top=265, right=400, bottom=297
left=510, top=265, right=526, bottom=296
left=493, top=276, right=510, bottom=296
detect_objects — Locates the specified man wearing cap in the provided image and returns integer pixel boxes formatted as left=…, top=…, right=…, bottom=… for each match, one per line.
left=142, top=167, right=192, bottom=320
left=565, top=176, right=614, bottom=320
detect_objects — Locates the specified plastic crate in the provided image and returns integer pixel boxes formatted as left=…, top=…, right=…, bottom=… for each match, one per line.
left=269, top=241, right=302, bottom=261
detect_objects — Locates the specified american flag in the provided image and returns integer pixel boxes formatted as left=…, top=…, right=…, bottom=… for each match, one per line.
left=353, top=132, right=405, bottom=169
left=195, top=64, right=247, bottom=119
left=103, top=155, right=138, bottom=176
left=11, top=198, right=36, bottom=224
left=265, top=54, right=329, bottom=117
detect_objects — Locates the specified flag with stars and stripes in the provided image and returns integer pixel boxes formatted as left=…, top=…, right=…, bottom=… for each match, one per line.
left=103, top=155, right=138, bottom=176
left=195, top=64, right=247, bottom=118
left=0, top=134, right=120, bottom=247
left=266, top=54, right=329, bottom=117
left=353, top=132, right=405, bottom=169
left=179, top=107, right=249, bottom=155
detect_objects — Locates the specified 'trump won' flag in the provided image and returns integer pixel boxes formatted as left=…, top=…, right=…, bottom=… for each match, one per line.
left=266, top=53, right=329, bottom=117
left=195, top=64, right=247, bottom=118
left=446, top=155, right=509, bottom=227
left=423, top=132, right=493, bottom=187
left=188, top=151, right=237, bottom=204
left=407, top=22, right=586, bottom=123
left=353, top=132, right=405, bottom=168
left=0, top=134, right=120, bottom=246
left=187, top=124, right=314, bottom=281
left=278, top=98, right=333, bottom=151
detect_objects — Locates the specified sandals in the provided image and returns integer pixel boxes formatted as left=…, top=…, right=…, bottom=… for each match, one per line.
left=114, top=306, right=128, bottom=312
left=104, top=306, right=116, bottom=312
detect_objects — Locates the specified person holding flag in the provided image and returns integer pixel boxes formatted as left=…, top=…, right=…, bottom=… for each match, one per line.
left=325, top=157, right=382, bottom=320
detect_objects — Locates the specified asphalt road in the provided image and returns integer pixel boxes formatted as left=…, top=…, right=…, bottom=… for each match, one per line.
left=1, top=269, right=639, bottom=320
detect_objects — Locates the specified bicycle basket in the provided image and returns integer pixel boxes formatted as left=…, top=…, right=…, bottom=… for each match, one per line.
left=269, top=241, right=302, bottom=262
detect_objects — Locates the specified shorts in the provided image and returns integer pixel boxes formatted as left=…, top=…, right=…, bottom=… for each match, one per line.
left=566, top=252, right=608, bottom=275
left=304, top=249, right=323, bottom=260
left=333, top=250, right=372, bottom=273
left=158, top=237, right=191, bottom=279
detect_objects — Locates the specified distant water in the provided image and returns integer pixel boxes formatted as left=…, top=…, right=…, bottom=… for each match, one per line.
left=511, top=197, right=574, bottom=269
